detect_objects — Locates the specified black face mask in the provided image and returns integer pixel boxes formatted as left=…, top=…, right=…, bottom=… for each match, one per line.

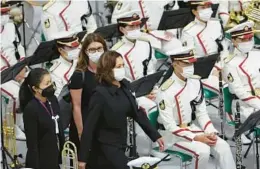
left=41, top=84, right=55, bottom=98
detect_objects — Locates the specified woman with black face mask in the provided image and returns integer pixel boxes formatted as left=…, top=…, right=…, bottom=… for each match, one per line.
left=19, top=68, right=65, bottom=169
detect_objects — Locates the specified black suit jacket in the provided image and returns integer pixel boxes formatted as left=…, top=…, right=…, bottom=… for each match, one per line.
left=79, top=79, right=161, bottom=162
left=23, top=96, right=65, bottom=169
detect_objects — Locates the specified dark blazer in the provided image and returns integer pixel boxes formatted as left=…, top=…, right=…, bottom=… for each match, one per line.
left=79, top=79, right=161, bottom=163
left=23, top=96, right=65, bottom=169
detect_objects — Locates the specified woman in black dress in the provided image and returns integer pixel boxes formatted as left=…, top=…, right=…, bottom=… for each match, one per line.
left=78, top=51, right=164, bottom=169
left=19, top=68, right=65, bottom=169
left=69, top=33, right=108, bottom=151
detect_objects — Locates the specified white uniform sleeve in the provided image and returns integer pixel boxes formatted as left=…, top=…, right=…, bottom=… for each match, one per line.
left=41, top=12, right=76, bottom=41
left=52, top=73, right=64, bottom=98
left=83, top=0, right=97, bottom=33
left=218, top=1, right=230, bottom=27
left=18, top=43, right=26, bottom=59
left=41, top=12, right=59, bottom=41
left=195, top=97, right=218, bottom=134
left=84, top=14, right=97, bottom=33
left=224, top=64, right=260, bottom=110
left=157, top=91, right=196, bottom=142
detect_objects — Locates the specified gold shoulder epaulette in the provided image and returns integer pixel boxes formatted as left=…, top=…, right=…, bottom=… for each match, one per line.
left=161, top=78, right=174, bottom=91
left=43, top=0, right=56, bottom=11
left=183, top=21, right=195, bottom=31
left=224, top=54, right=235, bottom=64
left=111, top=40, right=124, bottom=51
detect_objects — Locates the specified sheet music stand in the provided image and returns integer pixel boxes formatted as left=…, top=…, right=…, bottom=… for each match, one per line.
left=234, top=110, right=260, bottom=169
left=158, top=4, right=219, bottom=30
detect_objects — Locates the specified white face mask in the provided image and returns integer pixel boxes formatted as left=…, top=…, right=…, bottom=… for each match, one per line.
left=113, top=68, right=125, bottom=81
left=1, top=15, right=9, bottom=26
left=198, top=8, right=213, bottom=22
left=237, top=39, right=254, bottom=54
left=181, top=65, right=194, bottom=79
left=126, top=28, right=142, bottom=40
left=67, top=48, right=80, bottom=61
left=88, top=51, right=103, bottom=63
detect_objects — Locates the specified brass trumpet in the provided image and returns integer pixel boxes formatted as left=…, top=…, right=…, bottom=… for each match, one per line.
left=2, top=96, right=16, bottom=158
left=61, top=141, right=78, bottom=169
left=1, top=95, right=23, bottom=168
left=245, top=0, right=260, bottom=23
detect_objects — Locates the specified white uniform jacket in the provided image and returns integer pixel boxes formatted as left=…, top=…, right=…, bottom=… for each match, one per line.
left=48, top=56, right=77, bottom=97
left=223, top=49, right=260, bottom=112
left=157, top=73, right=218, bottom=143
left=41, top=0, right=97, bottom=41
left=1, top=80, right=20, bottom=113
left=112, top=37, right=157, bottom=81
left=1, top=22, right=25, bottom=71
left=181, top=18, right=223, bottom=58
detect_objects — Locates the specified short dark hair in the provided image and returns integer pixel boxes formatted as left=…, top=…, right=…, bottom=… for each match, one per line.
left=118, top=23, right=128, bottom=36
left=19, top=68, right=49, bottom=111
left=96, top=50, right=123, bottom=84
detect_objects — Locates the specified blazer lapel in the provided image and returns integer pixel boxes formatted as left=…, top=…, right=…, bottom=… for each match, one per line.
left=121, top=80, right=139, bottom=112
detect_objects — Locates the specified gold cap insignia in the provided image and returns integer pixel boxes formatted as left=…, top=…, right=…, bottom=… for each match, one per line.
left=141, top=163, right=151, bottom=169
left=132, top=13, right=138, bottom=18
left=117, top=2, right=123, bottom=10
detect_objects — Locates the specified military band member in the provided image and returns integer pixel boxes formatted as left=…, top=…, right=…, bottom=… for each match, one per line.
left=41, top=0, right=97, bottom=41
left=112, top=0, right=175, bottom=31
left=0, top=4, right=26, bottom=71
left=1, top=66, right=29, bottom=141
left=47, top=35, right=80, bottom=98
left=112, top=13, right=170, bottom=159
left=181, top=0, right=229, bottom=93
left=223, top=21, right=260, bottom=125
left=157, top=46, right=236, bottom=169
left=111, top=0, right=182, bottom=51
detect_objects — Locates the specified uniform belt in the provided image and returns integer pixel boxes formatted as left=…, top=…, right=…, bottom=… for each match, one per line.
left=158, top=122, right=192, bottom=130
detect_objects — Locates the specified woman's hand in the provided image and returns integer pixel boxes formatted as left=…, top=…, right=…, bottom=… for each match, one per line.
left=156, top=137, right=165, bottom=151
left=194, top=134, right=217, bottom=146
left=78, top=162, right=86, bottom=169
left=78, top=133, right=82, bottom=140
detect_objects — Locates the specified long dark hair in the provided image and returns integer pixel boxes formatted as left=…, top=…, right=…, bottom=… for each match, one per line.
left=96, top=50, right=122, bottom=84
left=19, top=68, right=49, bottom=111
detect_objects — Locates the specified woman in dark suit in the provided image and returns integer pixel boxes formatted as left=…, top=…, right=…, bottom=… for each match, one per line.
left=78, top=51, right=164, bottom=169
left=19, top=68, right=65, bottom=169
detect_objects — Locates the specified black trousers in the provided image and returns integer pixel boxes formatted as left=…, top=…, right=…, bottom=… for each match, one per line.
left=88, top=144, right=130, bottom=169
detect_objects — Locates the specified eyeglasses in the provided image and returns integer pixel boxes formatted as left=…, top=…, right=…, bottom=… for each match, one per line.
left=86, top=47, right=104, bottom=54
